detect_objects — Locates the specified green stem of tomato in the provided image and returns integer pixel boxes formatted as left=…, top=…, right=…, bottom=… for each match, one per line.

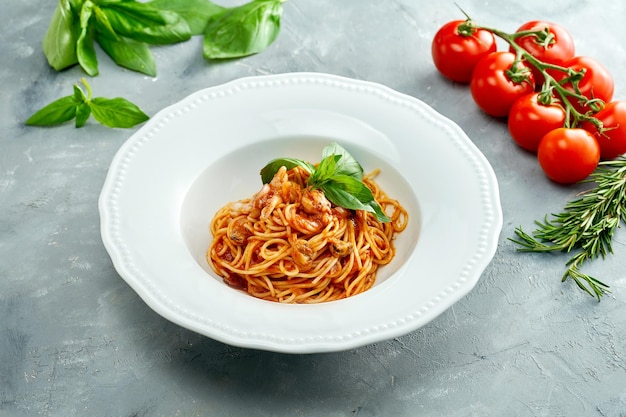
left=468, top=22, right=603, bottom=129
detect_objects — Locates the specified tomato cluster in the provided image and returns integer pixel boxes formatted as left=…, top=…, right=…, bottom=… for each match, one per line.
left=431, top=19, right=626, bottom=184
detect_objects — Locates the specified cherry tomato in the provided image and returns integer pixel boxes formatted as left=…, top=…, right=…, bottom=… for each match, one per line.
left=508, top=93, right=566, bottom=152
left=432, top=20, right=497, bottom=83
left=551, top=56, right=614, bottom=114
left=537, top=128, right=600, bottom=184
left=509, top=21, right=575, bottom=88
left=470, top=52, right=535, bottom=117
left=582, top=101, right=626, bottom=160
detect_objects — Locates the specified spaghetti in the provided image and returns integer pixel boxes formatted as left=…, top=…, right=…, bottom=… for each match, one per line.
left=207, top=165, right=408, bottom=303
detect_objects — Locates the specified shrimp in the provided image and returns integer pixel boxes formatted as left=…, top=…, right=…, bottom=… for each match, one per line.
left=332, top=206, right=351, bottom=219
left=284, top=187, right=333, bottom=234
left=280, top=179, right=302, bottom=204
left=228, top=201, right=252, bottom=216
left=301, top=188, right=331, bottom=215
left=289, top=212, right=326, bottom=234
left=269, top=165, right=289, bottom=190
left=227, top=216, right=250, bottom=245
left=251, top=166, right=289, bottom=219
left=328, top=237, right=353, bottom=257
left=291, top=239, right=315, bottom=270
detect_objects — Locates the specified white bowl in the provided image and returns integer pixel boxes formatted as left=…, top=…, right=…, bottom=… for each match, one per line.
left=99, top=72, right=502, bottom=353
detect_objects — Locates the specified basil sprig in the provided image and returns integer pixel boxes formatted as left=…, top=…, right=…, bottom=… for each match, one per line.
left=260, top=143, right=392, bottom=223
left=25, top=78, right=149, bottom=128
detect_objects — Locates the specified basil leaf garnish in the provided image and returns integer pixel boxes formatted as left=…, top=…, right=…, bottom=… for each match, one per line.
left=321, top=142, right=364, bottom=180
left=259, top=143, right=391, bottom=223
left=309, top=154, right=341, bottom=185
left=260, top=157, right=315, bottom=184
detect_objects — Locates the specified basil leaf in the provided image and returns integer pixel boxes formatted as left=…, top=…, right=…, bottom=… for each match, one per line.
left=76, top=1, right=99, bottom=76
left=321, top=142, right=363, bottom=180
left=325, top=174, right=376, bottom=205
left=148, top=0, right=225, bottom=36
left=73, top=83, right=87, bottom=102
left=67, top=0, right=84, bottom=10
left=101, top=2, right=191, bottom=44
left=203, top=0, right=284, bottom=59
left=42, top=0, right=79, bottom=71
left=25, top=95, right=78, bottom=126
left=96, top=33, right=157, bottom=76
left=72, top=81, right=90, bottom=125
left=89, top=97, right=149, bottom=128
left=322, top=175, right=391, bottom=223
left=308, top=154, right=340, bottom=185
left=366, top=200, right=392, bottom=223
left=93, top=5, right=118, bottom=40
left=260, top=157, right=314, bottom=184
left=96, top=0, right=132, bottom=4
left=75, top=102, right=92, bottom=127
left=320, top=183, right=373, bottom=213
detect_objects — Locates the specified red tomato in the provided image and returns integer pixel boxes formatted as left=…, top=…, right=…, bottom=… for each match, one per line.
left=537, top=128, right=600, bottom=184
left=582, top=101, right=626, bottom=160
left=509, top=21, right=575, bottom=87
left=470, top=52, right=535, bottom=117
left=508, top=93, right=566, bottom=152
left=432, top=20, right=497, bottom=83
left=551, top=56, right=614, bottom=114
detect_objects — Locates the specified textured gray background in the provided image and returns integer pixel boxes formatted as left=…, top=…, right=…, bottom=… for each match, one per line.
left=2, top=1, right=626, bottom=416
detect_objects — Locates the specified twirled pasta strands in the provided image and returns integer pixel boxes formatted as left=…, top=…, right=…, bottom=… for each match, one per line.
left=207, top=166, right=407, bottom=303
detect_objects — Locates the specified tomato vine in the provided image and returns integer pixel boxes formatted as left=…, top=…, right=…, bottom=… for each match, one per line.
left=432, top=13, right=626, bottom=300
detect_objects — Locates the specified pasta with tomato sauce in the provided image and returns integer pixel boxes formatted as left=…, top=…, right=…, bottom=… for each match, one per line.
left=207, top=165, right=407, bottom=303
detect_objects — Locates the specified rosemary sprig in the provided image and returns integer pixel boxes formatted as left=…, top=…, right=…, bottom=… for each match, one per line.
left=510, top=157, right=626, bottom=300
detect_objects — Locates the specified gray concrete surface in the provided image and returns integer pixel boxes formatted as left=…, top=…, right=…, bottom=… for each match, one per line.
left=2, top=0, right=626, bottom=416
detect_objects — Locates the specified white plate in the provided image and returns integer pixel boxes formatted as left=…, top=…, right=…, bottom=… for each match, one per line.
left=99, top=72, right=502, bottom=353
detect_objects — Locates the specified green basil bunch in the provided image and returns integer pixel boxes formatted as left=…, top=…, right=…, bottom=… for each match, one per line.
left=43, top=0, right=191, bottom=76
left=42, top=0, right=286, bottom=76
